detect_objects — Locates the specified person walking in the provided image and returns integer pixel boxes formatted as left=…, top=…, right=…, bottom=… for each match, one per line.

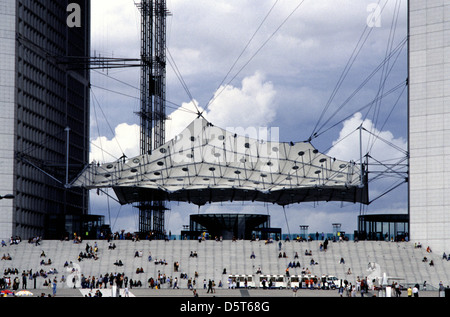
left=52, top=279, right=57, bottom=297
left=207, top=279, right=213, bottom=293
left=22, top=272, right=27, bottom=289
left=413, top=285, right=419, bottom=297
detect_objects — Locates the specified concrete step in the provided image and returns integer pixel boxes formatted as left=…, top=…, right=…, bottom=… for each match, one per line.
left=0, top=239, right=447, bottom=290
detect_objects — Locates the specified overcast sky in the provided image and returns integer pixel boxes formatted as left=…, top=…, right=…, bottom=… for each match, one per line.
left=87, top=0, right=408, bottom=236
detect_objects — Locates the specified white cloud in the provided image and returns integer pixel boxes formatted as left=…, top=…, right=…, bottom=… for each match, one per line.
left=90, top=122, right=140, bottom=163
left=326, top=112, right=408, bottom=216
left=166, top=71, right=277, bottom=140
left=205, top=72, right=277, bottom=128
left=326, top=112, right=407, bottom=163
left=165, top=100, right=204, bottom=141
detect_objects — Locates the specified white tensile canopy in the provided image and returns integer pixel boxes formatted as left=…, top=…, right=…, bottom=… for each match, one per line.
left=71, top=117, right=368, bottom=206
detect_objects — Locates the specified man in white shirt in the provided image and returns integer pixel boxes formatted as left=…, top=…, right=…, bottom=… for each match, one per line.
left=412, top=285, right=419, bottom=297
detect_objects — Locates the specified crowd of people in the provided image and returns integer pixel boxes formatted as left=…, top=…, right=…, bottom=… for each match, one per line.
left=0, top=267, right=61, bottom=291
left=1, top=236, right=23, bottom=247
left=337, top=277, right=371, bottom=297
left=0, top=233, right=445, bottom=297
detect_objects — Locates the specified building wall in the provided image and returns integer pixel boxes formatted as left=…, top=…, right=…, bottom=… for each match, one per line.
left=0, top=0, right=90, bottom=240
left=409, top=0, right=450, bottom=252
left=0, top=0, right=18, bottom=239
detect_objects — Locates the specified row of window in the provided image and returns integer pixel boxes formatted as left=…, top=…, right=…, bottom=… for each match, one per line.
left=18, top=61, right=66, bottom=104
left=18, top=0, right=67, bottom=55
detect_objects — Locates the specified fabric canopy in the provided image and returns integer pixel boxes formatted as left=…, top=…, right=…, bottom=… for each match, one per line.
left=71, top=117, right=368, bottom=206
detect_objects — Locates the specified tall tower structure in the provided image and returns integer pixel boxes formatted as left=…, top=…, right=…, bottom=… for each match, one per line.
left=136, top=0, right=170, bottom=238
left=0, top=0, right=90, bottom=239
left=409, top=0, right=450, bottom=252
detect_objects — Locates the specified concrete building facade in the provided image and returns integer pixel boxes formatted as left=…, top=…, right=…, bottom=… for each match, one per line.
left=409, top=0, right=450, bottom=252
left=0, top=0, right=90, bottom=240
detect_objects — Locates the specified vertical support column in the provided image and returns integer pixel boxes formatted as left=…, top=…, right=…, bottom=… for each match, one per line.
left=136, top=0, right=170, bottom=238
left=359, top=125, right=363, bottom=186
left=139, top=0, right=153, bottom=155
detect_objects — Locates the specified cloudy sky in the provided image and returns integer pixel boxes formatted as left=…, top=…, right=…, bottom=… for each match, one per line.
left=87, top=0, right=408, bottom=236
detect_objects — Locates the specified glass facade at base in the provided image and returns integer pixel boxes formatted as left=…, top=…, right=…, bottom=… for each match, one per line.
left=357, top=214, right=409, bottom=241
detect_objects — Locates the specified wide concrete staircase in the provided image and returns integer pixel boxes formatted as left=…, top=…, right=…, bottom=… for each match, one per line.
left=0, top=239, right=448, bottom=290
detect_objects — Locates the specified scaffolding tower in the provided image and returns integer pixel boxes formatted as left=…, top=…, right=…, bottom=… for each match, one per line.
left=135, top=0, right=170, bottom=239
